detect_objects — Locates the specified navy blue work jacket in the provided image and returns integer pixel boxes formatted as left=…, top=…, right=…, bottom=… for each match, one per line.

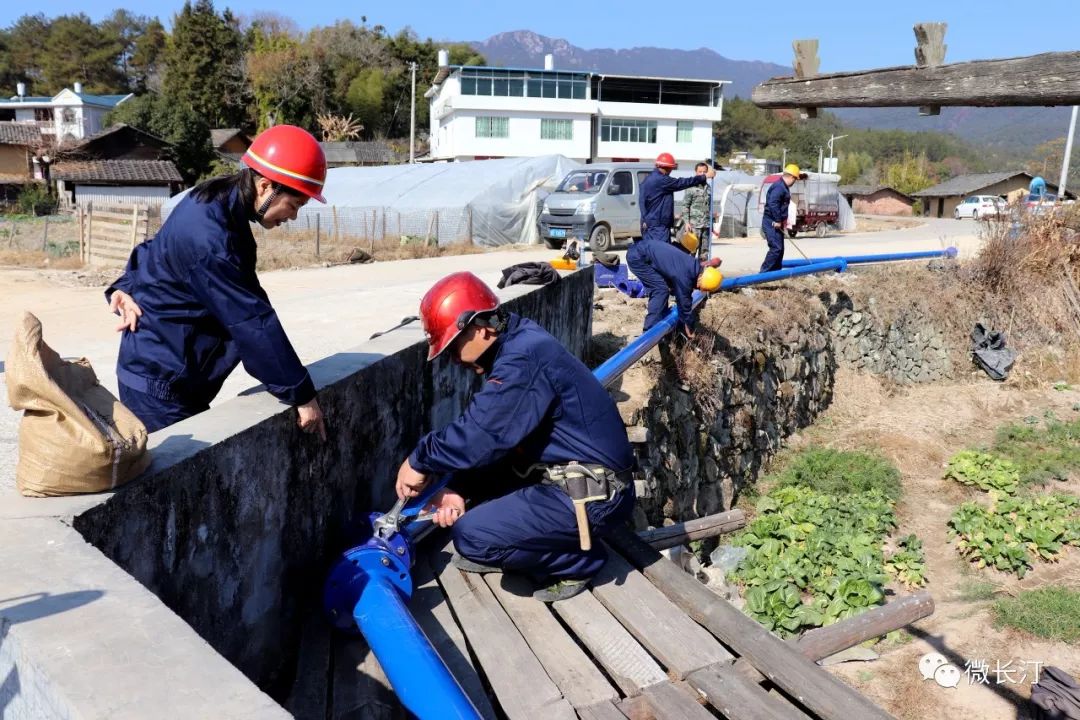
left=106, top=188, right=315, bottom=407
left=639, top=169, right=707, bottom=233
left=409, top=314, right=634, bottom=475
left=763, top=178, right=791, bottom=224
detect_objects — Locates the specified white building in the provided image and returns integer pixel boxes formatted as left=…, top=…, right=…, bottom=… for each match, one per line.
left=728, top=151, right=782, bottom=176
left=0, top=82, right=133, bottom=145
left=426, top=52, right=728, bottom=169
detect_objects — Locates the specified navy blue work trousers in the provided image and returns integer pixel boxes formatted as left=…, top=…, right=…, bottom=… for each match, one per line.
left=119, top=384, right=209, bottom=433
left=626, top=240, right=672, bottom=331
left=760, top=223, right=786, bottom=273
left=451, top=475, right=635, bottom=582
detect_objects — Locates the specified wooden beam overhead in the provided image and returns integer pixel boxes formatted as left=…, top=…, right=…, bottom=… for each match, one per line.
left=752, top=50, right=1080, bottom=109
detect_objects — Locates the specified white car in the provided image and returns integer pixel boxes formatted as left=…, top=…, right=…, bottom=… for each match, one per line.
left=954, top=195, right=1005, bottom=220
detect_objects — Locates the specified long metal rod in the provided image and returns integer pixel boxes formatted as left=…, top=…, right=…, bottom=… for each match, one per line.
left=1060, top=105, right=1078, bottom=198
left=353, top=574, right=481, bottom=719
left=781, top=247, right=957, bottom=268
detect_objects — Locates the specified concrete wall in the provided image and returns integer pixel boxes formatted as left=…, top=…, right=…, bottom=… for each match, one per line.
left=70, top=270, right=593, bottom=697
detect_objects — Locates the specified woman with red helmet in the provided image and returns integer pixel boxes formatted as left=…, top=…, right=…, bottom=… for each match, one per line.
left=105, top=124, right=329, bottom=436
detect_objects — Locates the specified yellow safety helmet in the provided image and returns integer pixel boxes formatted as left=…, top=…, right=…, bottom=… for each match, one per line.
left=783, top=164, right=801, bottom=177
left=698, top=266, right=723, bottom=292
left=680, top=230, right=699, bottom=254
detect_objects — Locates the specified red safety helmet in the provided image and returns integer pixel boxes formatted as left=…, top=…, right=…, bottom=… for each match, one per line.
left=419, top=272, right=500, bottom=360
left=655, top=152, right=677, bottom=169
left=242, top=125, right=327, bottom=203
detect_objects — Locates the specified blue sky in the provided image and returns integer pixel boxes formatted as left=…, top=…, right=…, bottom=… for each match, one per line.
left=10, top=2, right=1079, bottom=70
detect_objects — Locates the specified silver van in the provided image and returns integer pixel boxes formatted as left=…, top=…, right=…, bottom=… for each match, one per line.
left=538, top=162, right=655, bottom=252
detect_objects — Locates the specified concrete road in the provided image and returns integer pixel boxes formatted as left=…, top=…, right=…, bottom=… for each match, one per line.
left=0, top=216, right=981, bottom=491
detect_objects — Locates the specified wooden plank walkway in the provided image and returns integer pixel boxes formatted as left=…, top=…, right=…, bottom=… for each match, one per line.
left=417, top=538, right=897, bottom=720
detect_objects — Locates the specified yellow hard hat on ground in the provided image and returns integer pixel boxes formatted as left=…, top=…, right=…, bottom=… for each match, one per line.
left=698, top=266, right=723, bottom=292
left=783, top=164, right=801, bottom=177
left=680, top=230, right=699, bottom=254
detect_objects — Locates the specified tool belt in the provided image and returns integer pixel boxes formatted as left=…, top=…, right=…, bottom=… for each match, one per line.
left=541, top=463, right=629, bottom=503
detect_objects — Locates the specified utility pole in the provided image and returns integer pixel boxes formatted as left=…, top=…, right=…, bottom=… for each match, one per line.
left=817, top=147, right=823, bottom=173
left=409, top=61, right=418, bottom=164
left=781, top=147, right=788, bottom=167
left=826, top=134, right=847, bottom=174
left=1059, top=105, right=1078, bottom=198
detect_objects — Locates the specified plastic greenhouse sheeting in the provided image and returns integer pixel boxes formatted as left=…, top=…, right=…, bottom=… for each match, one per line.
left=163, top=155, right=583, bottom=248
left=674, top=170, right=856, bottom=237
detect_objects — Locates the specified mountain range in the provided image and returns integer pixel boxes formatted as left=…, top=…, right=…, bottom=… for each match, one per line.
left=469, top=31, right=1071, bottom=154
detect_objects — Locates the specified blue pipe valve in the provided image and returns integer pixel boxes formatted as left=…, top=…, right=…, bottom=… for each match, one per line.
left=324, top=514, right=414, bottom=633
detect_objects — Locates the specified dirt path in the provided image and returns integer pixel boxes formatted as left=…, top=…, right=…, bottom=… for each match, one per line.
left=785, top=368, right=1080, bottom=720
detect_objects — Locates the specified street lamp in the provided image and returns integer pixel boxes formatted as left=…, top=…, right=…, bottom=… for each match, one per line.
left=826, top=134, right=847, bottom=174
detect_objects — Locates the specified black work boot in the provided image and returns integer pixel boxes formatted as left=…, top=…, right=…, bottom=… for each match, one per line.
left=533, top=578, right=591, bottom=603
left=451, top=554, right=501, bottom=574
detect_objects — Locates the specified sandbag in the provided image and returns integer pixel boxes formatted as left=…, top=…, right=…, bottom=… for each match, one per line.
left=6, top=312, right=150, bottom=496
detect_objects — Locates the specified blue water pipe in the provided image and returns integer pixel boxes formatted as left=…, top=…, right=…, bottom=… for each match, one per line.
left=323, top=254, right=859, bottom=717
left=781, top=247, right=958, bottom=268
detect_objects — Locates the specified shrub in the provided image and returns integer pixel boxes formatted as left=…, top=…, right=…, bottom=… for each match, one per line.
left=15, top=184, right=56, bottom=216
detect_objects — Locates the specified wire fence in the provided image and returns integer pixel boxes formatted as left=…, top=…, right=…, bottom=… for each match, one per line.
left=0, top=204, right=492, bottom=270
left=0, top=214, right=82, bottom=258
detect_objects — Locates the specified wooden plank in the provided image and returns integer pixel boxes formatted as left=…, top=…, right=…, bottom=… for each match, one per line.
left=794, top=591, right=934, bottom=661
left=752, top=50, right=1080, bottom=109
left=95, top=204, right=150, bottom=216
left=433, top=545, right=577, bottom=720
left=92, top=225, right=135, bottom=242
left=408, top=556, right=497, bottom=720
left=591, top=551, right=732, bottom=679
left=551, top=586, right=667, bottom=697
left=486, top=573, right=618, bottom=708
left=90, top=237, right=137, bottom=252
left=608, top=526, right=894, bottom=720
left=331, top=635, right=397, bottom=720
left=638, top=511, right=746, bottom=551
left=688, top=662, right=811, bottom=720
left=91, top=209, right=144, bottom=223
left=92, top=218, right=136, bottom=233
left=617, top=682, right=700, bottom=720
left=578, top=701, right=630, bottom=720
left=285, top=611, right=332, bottom=720
left=641, top=682, right=713, bottom=720
left=733, top=590, right=935, bottom=684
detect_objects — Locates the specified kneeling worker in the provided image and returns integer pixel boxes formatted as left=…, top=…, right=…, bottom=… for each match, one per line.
left=395, top=272, right=635, bottom=602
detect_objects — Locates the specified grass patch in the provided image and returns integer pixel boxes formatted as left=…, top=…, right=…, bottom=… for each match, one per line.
left=992, top=587, right=1080, bottom=643
left=769, top=446, right=903, bottom=500
left=990, top=415, right=1080, bottom=485
left=954, top=578, right=1000, bottom=602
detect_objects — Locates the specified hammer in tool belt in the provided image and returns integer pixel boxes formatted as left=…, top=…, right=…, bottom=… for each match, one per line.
left=563, top=464, right=608, bottom=552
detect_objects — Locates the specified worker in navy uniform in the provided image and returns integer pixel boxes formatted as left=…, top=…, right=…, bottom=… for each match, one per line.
left=105, top=125, right=328, bottom=437
left=632, top=234, right=724, bottom=338
left=760, top=163, right=803, bottom=272
left=395, top=271, right=635, bottom=602
left=628, top=152, right=715, bottom=330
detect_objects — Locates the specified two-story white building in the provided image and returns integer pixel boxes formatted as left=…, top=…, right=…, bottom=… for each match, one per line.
left=0, top=82, right=133, bottom=145
left=426, top=52, right=728, bottom=169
